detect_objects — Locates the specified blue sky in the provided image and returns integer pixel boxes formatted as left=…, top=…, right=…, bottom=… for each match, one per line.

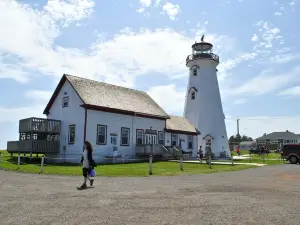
left=0, top=0, right=300, bottom=149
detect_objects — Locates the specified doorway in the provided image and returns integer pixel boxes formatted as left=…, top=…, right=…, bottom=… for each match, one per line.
left=145, top=134, right=157, bottom=144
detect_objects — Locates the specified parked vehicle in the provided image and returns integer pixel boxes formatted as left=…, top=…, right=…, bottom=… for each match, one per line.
left=281, top=144, right=300, bottom=164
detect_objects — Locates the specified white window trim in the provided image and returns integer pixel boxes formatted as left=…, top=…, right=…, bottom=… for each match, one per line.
left=121, top=127, right=130, bottom=146
left=136, top=129, right=144, bottom=145
left=171, top=134, right=178, bottom=146
left=191, top=91, right=196, bottom=100
left=96, top=125, right=107, bottom=145
left=158, top=131, right=165, bottom=145
left=193, top=68, right=197, bottom=76
left=62, top=96, right=69, bottom=108
left=188, top=135, right=193, bottom=149
left=68, top=125, right=75, bottom=145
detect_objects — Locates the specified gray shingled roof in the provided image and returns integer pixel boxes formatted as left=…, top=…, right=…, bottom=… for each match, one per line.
left=166, top=115, right=198, bottom=134
left=256, top=131, right=300, bottom=140
left=65, top=75, right=169, bottom=118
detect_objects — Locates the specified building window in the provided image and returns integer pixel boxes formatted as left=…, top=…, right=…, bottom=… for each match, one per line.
left=96, top=125, right=107, bottom=145
left=68, top=125, right=75, bottom=144
left=171, top=134, right=178, bottom=146
left=62, top=96, right=69, bottom=108
left=136, top=129, right=144, bottom=145
left=121, top=127, right=130, bottom=146
left=191, top=91, right=195, bottom=100
left=158, top=131, right=164, bottom=145
left=188, top=135, right=193, bottom=149
left=193, top=68, right=197, bottom=76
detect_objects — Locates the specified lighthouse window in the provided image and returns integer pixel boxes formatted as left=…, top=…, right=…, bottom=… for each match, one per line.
left=191, top=92, right=195, bottom=100
left=193, top=68, right=197, bottom=76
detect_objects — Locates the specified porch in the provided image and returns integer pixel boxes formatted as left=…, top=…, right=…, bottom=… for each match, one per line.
left=7, top=140, right=60, bottom=154
left=135, top=144, right=184, bottom=159
left=7, top=117, right=61, bottom=154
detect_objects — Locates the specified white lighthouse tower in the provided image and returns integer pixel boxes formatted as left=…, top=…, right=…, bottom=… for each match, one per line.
left=184, top=36, right=231, bottom=158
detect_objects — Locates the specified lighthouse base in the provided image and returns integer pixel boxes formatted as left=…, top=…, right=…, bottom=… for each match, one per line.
left=200, top=134, right=231, bottom=158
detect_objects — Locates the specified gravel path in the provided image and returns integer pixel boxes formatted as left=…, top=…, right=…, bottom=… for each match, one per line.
left=1, top=165, right=300, bottom=225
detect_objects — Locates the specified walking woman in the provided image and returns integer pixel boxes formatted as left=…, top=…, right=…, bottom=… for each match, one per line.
left=78, top=141, right=96, bottom=189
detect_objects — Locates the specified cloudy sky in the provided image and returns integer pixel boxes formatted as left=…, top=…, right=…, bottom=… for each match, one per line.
left=0, top=0, right=300, bottom=149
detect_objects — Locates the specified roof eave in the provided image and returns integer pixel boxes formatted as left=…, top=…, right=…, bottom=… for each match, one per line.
left=81, top=104, right=170, bottom=120
left=43, top=75, right=68, bottom=115
left=164, top=128, right=198, bottom=135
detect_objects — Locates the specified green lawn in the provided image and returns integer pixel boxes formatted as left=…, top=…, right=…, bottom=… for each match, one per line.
left=0, top=150, right=256, bottom=177
left=235, top=158, right=285, bottom=165
left=231, top=150, right=281, bottom=159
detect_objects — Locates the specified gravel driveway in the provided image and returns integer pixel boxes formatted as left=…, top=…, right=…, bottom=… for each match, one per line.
left=1, top=165, right=300, bottom=225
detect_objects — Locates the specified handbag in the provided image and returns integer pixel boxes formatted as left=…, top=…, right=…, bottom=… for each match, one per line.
left=88, top=168, right=96, bottom=177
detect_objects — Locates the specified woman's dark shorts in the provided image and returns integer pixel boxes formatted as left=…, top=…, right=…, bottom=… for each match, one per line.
left=82, top=168, right=90, bottom=177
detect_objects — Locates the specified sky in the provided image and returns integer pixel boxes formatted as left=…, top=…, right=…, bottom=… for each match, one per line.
left=0, top=0, right=300, bottom=149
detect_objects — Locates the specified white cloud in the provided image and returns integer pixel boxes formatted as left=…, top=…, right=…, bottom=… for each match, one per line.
left=251, top=34, right=258, bottom=42
left=0, top=0, right=236, bottom=88
left=278, top=86, right=300, bottom=97
left=225, top=66, right=300, bottom=97
left=25, top=90, right=53, bottom=103
left=269, top=53, right=300, bottom=64
left=254, top=21, right=281, bottom=49
left=162, top=2, right=180, bottom=20
left=226, top=116, right=300, bottom=138
left=233, top=98, right=247, bottom=105
left=0, top=105, right=45, bottom=124
left=155, top=0, right=162, bottom=7
left=147, top=84, right=185, bottom=114
left=44, top=0, right=95, bottom=26
left=137, top=0, right=152, bottom=12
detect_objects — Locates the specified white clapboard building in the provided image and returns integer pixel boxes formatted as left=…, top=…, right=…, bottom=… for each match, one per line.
left=7, top=39, right=231, bottom=162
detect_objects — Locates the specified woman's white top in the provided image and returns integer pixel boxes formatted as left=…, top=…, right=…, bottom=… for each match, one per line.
left=82, top=150, right=89, bottom=168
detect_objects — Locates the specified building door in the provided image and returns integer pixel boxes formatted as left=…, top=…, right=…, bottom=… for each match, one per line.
left=145, top=134, right=157, bottom=144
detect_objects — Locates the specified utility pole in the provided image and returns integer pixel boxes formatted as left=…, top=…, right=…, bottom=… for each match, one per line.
left=237, top=119, right=240, bottom=143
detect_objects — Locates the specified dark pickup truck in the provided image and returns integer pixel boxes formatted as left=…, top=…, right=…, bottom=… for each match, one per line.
left=281, top=144, right=300, bottom=164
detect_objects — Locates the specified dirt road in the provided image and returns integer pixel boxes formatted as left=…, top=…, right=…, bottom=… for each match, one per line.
left=1, top=165, right=300, bottom=225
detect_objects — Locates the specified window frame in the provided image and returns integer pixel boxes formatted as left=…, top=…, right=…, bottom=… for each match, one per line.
left=136, top=129, right=144, bottom=145
left=158, top=131, right=165, bottom=145
left=191, top=91, right=196, bottom=100
left=68, top=124, right=76, bottom=145
left=193, top=68, right=197, bottom=76
left=121, top=127, right=130, bottom=146
left=188, top=135, right=193, bottom=149
left=171, top=133, right=178, bottom=146
left=62, top=96, right=69, bottom=108
left=96, top=125, right=107, bottom=145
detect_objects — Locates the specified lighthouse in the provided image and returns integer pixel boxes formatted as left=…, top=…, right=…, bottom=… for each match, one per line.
left=183, top=36, right=231, bottom=158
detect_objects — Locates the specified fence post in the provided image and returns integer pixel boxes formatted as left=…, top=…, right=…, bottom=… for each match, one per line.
left=18, top=153, right=21, bottom=170
left=149, top=155, right=153, bottom=175
left=40, top=156, right=45, bottom=174
left=231, top=154, right=234, bottom=166
left=180, top=155, right=183, bottom=171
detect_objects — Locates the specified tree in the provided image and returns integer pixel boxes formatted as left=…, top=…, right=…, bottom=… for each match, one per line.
left=228, top=134, right=253, bottom=143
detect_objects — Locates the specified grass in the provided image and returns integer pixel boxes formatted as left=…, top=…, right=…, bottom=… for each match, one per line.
left=231, top=150, right=285, bottom=166
left=0, top=150, right=256, bottom=177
